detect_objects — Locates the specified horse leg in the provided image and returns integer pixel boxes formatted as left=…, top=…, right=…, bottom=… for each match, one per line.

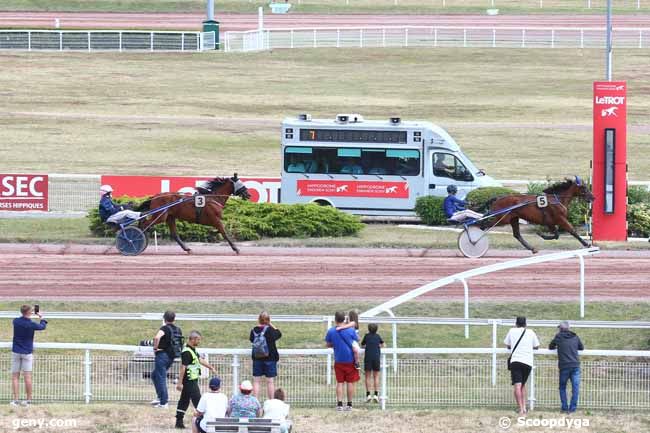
left=511, top=219, right=538, bottom=254
left=168, top=217, right=192, bottom=254
left=557, top=218, right=591, bottom=248
left=214, top=218, right=239, bottom=255
left=538, top=225, right=560, bottom=240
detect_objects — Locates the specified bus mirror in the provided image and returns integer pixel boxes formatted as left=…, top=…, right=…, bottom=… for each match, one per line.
left=390, top=117, right=401, bottom=124
left=336, top=114, right=349, bottom=123
left=299, top=113, right=312, bottom=121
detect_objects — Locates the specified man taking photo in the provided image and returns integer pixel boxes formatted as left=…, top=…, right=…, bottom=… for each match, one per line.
left=11, top=304, right=47, bottom=406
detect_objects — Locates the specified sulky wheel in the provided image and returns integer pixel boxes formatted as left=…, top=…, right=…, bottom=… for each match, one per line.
left=116, top=226, right=148, bottom=256
left=458, top=226, right=489, bottom=258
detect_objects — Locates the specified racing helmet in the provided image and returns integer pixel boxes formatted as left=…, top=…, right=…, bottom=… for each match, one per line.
left=447, top=185, right=458, bottom=194
left=100, top=185, right=113, bottom=196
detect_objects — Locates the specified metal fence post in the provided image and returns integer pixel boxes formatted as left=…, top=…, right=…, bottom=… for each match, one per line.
left=87, top=32, right=91, bottom=52
left=529, top=365, right=536, bottom=410
left=386, top=309, right=398, bottom=373
left=359, top=29, right=363, bottom=48
left=521, top=29, right=526, bottom=48
left=119, top=31, right=122, bottom=52
left=380, top=353, right=387, bottom=410
left=28, top=31, right=31, bottom=51
left=492, top=28, right=496, bottom=48
left=580, top=29, right=584, bottom=49
left=59, top=31, right=63, bottom=51
left=181, top=33, right=185, bottom=51
left=491, top=320, right=498, bottom=386
left=150, top=32, right=154, bottom=52
left=313, top=29, right=317, bottom=48
left=404, top=28, right=408, bottom=47
left=551, top=29, right=555, bottom=48
left=232, top=354, right=240, bottom=393
left=461, top=278, right=470, bottom=339
left=326, top=317, right=332, bottom=385
left=579, top=254, right=585, bottom=318
left=84, top=350, right=92, bottom=404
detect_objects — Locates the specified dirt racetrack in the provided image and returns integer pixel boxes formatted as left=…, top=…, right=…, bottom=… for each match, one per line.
left=0, top=244, right=648, bottom=302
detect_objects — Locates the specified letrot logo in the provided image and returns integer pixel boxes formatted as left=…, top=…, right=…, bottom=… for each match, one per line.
left=615, top=84, right=625, bottom=91
left=385, top=186, right=398, bottom=193
left=336, top=185, right=349, bottom=193
left=601, top=106, right=618, bottom=117
left=595, top=96, right=625, bottom=105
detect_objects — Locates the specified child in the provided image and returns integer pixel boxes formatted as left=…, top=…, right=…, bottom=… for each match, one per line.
left=336, top=309, right=361, bottom=370
left=263, top=388, right=292, bottom=433
left=361, top=323, right=384, bottom=403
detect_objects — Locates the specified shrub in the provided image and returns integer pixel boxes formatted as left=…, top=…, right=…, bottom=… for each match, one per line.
left=628, top=185, right=650, bottom=206
left=414, top=196, right=447, bottom=225
left=628, top=203, right=650, bottom=238
left=88, top=197, right=364, bottom=241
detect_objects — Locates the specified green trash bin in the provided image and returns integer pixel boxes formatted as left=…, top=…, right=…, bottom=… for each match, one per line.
left=202, top=20, right=220, bottom=50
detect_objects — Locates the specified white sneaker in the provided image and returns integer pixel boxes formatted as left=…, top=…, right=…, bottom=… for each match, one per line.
left=9, top=400, right=19, bottom=407
left=336, top=405, right=344, bottom=412
left=150, top=399, right=160, bottom=405
left=372, top=395, right=379, bottom=403
left=343, top=405, right=353, bottom=411
left=366, top=395, right=372, bottom=402
left=154, top=403, right=168, bottom=409
left=20, top=400, right=31, bottom=407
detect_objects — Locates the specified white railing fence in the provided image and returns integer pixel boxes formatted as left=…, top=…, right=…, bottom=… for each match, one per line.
left=278, top=0, right=647, bottom=9
left=0, top=30, right=207, bottom=52
left=1, top=344, right=649, bottom=410
left=224, top=26, right=650, bottom=52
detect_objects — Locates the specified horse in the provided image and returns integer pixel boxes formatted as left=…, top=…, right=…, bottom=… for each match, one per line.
left=136, top=174, right=251, bottom=254
left=480, top=176, right=594, bottom=254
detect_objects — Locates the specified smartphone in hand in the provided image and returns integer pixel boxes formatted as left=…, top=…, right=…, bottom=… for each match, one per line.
left=34, top=304, right=40, bottom=314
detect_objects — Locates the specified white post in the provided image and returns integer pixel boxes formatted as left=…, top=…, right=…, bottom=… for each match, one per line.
left=55, top=18, right=60, bottom=28
left=491, top=320, right=498, bottom=386
left=207, top=0, right=215, bottom=21
left=28, top=31, right=31, bottom=51
left=638, top=0, right=641, bottom=10
left=84, top=349, right=92, bottom=404
left=529, top=366, right=536, bottom=410
left=386, top=310, right=397, bottom=373
left=404, top=28, right=408, bottom=47
left=336, top=29, right=340, bottom=48
left=181, top=33, right=185, bottom=51
left=359, top=29, right=363, bottom=48
left=258, top=6, right=263, bottom=30
left=380, top=353, right=387, bottom=410
left=551, top=29, right=555, bottom=48
left=434, top=28, right=438, bottom=47
left=154, top=231, right=158, bottom=252
left=291, top=29, right=294, bottom=49
left=639, top=29, right=643, bottom=49
left=492, top=28, right=496, bottom=47
left=382, top=28, right=386, bottom=47
left=462, top=278, right=470, bottom=339
left=326, top=318, right=332, bottom=385
left=522, top=29, right=526, bottom=48
left=463, top=29, right=467, bottom=47
left=232, top=354, right=240, bottom=393
left=491, top=0, right=495, bottom=6
left=580, top=29, right=584, bottom=49
left=59, top=31, right=63, bottom=51
left=313, top=29, right=317, bottom=48
left=587, top=0, right=591, bottom=9
left=540, top=0, right=543, bottom=8
left=150, top=32, right=154, bottom=52
left=119, top=31, right=122, bottom=52
left=442, top=0, right=446, bottom=7
left=87, top=32, right=91, bottom=52
left=579, top=255, right=585, bottom=318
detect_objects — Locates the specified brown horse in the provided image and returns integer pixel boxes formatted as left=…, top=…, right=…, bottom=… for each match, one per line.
left=137, top=174, right=251, bottom=254
left=482, top=177, right=594, bottom=254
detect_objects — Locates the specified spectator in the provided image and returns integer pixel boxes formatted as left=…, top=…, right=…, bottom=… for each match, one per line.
left=151, top=310, right=183, bottom=409
left=361, top=323, right=384, bottom=403
left=325, top=311, right=360, bottom=411
left=340, top=158, right=363, bottom=175
left=263, top=388, right=292, bottom=433
left=192, top=377, right=228, bottom=433
left=176, top=330, right=217, bottom=429
left=227, top=380, right=262, bottom=418
left=11, top=304, right=47, bottom=406
left=549, top=321, right=584, bottom=413
left=336, top=309, right=361, bottom=369
left=504, top=316, right=540, bottom=416
left=250, top=311, right=282, bottom=400
left=443, top=185, right=483, bottom=223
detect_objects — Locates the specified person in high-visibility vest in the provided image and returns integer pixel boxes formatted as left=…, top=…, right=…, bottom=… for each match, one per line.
left=175, top=330, right=216, bottom=429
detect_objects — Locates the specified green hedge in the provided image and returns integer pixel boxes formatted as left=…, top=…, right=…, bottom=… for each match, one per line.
left=88, top=197, right=364, bottom=241
left=627, top=186, right=650, bottom=237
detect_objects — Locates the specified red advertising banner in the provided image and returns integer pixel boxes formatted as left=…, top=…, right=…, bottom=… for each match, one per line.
left=592, top=81, right=627, bottom=241
left=0, top=174, right=49, bottom=211
left=297, top=180, right=409, bottom=198
left=100, top=175, right=281, bottom=204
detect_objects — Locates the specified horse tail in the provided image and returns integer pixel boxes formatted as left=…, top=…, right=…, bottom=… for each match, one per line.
left=135, top=199, right=152, bottom=212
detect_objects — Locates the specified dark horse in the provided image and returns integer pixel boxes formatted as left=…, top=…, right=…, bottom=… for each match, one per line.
left=137, top=174, right=251, bottom=254
left=482, top=177, right=594, bottom=254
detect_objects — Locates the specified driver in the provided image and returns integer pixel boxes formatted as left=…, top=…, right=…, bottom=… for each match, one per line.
left=99, top=185, right=141, bottom=225
left=443, top=185, right=483, bottom=223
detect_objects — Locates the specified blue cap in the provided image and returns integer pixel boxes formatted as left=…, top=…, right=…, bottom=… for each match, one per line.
left=209, top=377, right=221, bottom=390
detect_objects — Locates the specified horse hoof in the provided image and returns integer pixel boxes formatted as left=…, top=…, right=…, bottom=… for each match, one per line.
left=532, top=249, right=539, bottom=254
left=234, top=249, right=240, bottom=255
left=185, top=249, right=192, bottom=255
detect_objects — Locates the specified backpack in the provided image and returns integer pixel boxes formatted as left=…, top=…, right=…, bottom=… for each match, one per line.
left=165, top=325, right=184, bottom=359
left=252, top=326, right=270, bottom=359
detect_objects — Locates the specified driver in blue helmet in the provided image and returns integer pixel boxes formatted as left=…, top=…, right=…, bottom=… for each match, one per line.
left=98, top=185, right=141, bottom=225
left=443, top=185, right=483, bottom=223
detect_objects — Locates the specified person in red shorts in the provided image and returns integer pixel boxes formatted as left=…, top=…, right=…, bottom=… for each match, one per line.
left=325, top=311, right=360, bottom=411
